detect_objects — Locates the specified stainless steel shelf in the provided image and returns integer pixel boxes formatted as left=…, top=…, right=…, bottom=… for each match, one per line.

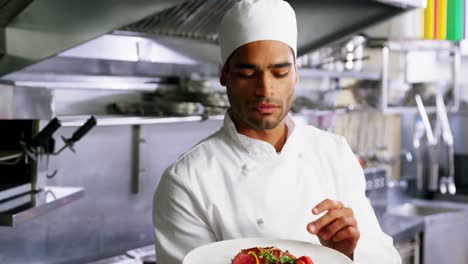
left=376, top=0, right=426, bottom=8
left=298, top=68, right=381, bottom=80
left=0, top=186, right=84, bottom=226
left=59, top=115, right=224, bottom=127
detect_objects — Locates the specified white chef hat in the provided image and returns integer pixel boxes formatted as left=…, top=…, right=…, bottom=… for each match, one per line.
left=218, top=0, right=297, bottom=66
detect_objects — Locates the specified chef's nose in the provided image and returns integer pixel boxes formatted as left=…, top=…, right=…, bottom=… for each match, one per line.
left=255, top=72, right=274, bottom=97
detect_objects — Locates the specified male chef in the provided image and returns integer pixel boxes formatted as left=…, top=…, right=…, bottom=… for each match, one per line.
left=153, top=0, right=401, bottom=263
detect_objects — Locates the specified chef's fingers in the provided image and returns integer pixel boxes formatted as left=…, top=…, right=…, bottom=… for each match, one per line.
left=318, top=216, right=357, bottom=241
left=307, top=207, right=353, bottom=234
left=331, top=226, right=360, bottom=243
left=311, top=199, right=344, bottom=215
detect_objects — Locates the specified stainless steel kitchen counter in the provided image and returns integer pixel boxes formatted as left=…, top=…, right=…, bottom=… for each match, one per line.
left=375, top=212, right=424, bottom=244
left=371, top=193, right=468, bottom=264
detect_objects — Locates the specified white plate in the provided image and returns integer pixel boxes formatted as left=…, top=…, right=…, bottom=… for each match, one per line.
left=182, top=238, right=353, bottom=264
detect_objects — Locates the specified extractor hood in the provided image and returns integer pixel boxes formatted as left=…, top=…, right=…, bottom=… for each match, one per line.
left=0, top=0, right=186, bottom=76
left=0, top=0, right=425, bottom=78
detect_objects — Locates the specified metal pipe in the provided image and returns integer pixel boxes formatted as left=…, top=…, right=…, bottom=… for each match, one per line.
left=452, top=46, right=461, bottom=111
left=415, top=94, right=439, bottom=191
left=381, top=45, right=389, bottom=113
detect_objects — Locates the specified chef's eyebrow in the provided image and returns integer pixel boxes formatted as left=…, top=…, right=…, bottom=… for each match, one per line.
left=234, top=62, right=292, bottom=70
left=234, top=63, right=257, bottom=70
left=269, top=62, right=292, bottom=69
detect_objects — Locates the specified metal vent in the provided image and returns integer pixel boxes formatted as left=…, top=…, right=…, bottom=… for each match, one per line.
left=121, top=0, right=236, bottom=43
left=0, top=0, right=32, bottom=26
left=120, top=0, right=416, bottom=58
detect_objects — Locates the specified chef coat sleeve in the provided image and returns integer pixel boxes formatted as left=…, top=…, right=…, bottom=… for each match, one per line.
left=337, top=137, right=402, bottom=264
left=153, top=168, right=216, bottom=264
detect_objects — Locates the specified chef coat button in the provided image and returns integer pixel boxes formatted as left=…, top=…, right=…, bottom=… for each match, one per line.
left=257, top=218, right=264, bottom=225
left=242, top=164, right=249, bottom=171
left=298, top=153, right=303, bottom=159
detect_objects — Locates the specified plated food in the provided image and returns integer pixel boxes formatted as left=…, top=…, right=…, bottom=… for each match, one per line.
left=182, top=238, right=352, bottom=264
left=231, top=246, right=314, bottom=264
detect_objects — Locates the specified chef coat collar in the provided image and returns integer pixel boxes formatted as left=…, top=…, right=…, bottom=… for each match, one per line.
left=222, top=110, right=297, bottom=156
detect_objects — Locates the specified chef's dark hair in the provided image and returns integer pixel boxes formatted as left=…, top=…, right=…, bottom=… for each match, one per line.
left=224, top=46, right=296, bottom=69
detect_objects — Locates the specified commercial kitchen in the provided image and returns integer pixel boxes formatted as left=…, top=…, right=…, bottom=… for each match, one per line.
left=1, top=0, right=468, bottom=263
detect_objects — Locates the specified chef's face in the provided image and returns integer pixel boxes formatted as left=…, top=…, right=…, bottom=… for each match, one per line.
left=220, top=40, right=298, bottom=130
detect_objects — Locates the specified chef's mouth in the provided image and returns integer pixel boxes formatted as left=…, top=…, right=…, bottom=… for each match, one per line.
left=252, top=103, right=279, bottom=114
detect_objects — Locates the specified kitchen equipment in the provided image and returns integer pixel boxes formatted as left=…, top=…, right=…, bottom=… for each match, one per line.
left=0, top=116, right=96, bottom=202
left=302, top=35, right=369, bottom=72
left=415, top=94, right=439, bottom=192
left=454, top=154, right=468, bottom=193
left=0, top=0, right=423, bottom=78
left=435, top=93, right=456, bottom=195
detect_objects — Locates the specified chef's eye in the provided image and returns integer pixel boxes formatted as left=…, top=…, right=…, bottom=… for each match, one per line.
left=238, top=70, right=255, bottom=78
left=273, top=70, right=289, bottom=78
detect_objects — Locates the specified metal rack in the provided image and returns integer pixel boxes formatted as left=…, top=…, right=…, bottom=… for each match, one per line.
left=379, top=40, right=461, bottom=114
left=59, top=114, right=224, bottom=127
left=0, top=186, right=84, bottom=226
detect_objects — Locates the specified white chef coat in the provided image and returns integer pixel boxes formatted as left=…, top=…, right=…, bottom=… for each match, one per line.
left=153, top=112, right=401, bottom=264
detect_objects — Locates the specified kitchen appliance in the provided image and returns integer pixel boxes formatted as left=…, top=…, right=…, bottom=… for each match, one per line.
left=0, top=120, right=39, bottom=201
left=0, top=116, right=96, bottom=202
left=451, top=112, right=468, bottom=194
left=0, top=0, right=423, bottom=79
left=454, top=154, right=468, bottom=194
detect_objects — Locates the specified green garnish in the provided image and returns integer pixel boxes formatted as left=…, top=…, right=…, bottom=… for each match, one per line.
left=258, top=249, right=297, bottom=264
left=279, top=255, right=296, bottom=263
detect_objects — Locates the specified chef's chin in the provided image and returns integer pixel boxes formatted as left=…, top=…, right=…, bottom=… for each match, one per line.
left=246, top=112, right=285, bottom=130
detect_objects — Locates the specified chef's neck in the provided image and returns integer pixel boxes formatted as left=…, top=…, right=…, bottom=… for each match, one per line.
left=231, top=116, right=288, bottom=153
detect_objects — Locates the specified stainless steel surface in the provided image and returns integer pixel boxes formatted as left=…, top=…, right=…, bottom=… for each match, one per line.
left=131, top=125, right=142, bottom=194
left=2, top=55, right=220, bottom=86
left=379, top=41, right=460, bottom=114
left=421, top=206, right=468, bottom=264
left=452, top=47, right=461, bottom=111
left=59, top=115, right=224, bottom=127
left=394, top=234, right=420, bottom=264
left=377, top=0, right=425, bottom=6
left=125, top=244, right=155, bottom=260
left=387, top=39, right=454, bottom=51
left=400, top=111, right=468, bottom=196
left=0, top=119, right=222, bottom=263
left=5, top=72, right=176, bottom=91
left=381, top=45, right=390, bottom=112
left=32, top=154, right=48, bottom=192
left=89, top=244, right=156, bottom=264
left=412, top=117, right=424, bottom=191
left=88, top=255, right=137, bottom=264
left=450, top=112, right=468, bottom=154
left=415, top=94, right=439, bottom=192
left=0, top=0, right=185, bottom=76
left=298, top=68, right=380, bottom=80
left=374, top=197, right=468, bottom=264
left=0, top=183, right=30, bottom=201
left=0, top=186, right=84, bottom=226
left=120, top=0, right=234, bottom=43
left=387, top=202, right=461, bottom=216
left=0, top=0, right=32, bottom=27
left=15, top=80, right=160, bottom=91
left=0, top=0, right=420, bottom=77
left=435, top=94, right=456, bottom=195
left=415, top=95, right=436, bottom=145
left=0, top=83, right=53, bottom=119
left=121, top=0, right=419, bottom=62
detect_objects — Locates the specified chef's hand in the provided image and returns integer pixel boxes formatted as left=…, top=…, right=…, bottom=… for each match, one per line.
left=306, top=199, right=359, bottom=260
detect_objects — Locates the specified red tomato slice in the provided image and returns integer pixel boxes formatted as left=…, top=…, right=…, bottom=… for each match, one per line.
left=297, top=256, right=314, bottom=264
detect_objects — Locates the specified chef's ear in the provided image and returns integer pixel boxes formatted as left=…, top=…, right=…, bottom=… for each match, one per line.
left=220, top=63, right=228, bottom=86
